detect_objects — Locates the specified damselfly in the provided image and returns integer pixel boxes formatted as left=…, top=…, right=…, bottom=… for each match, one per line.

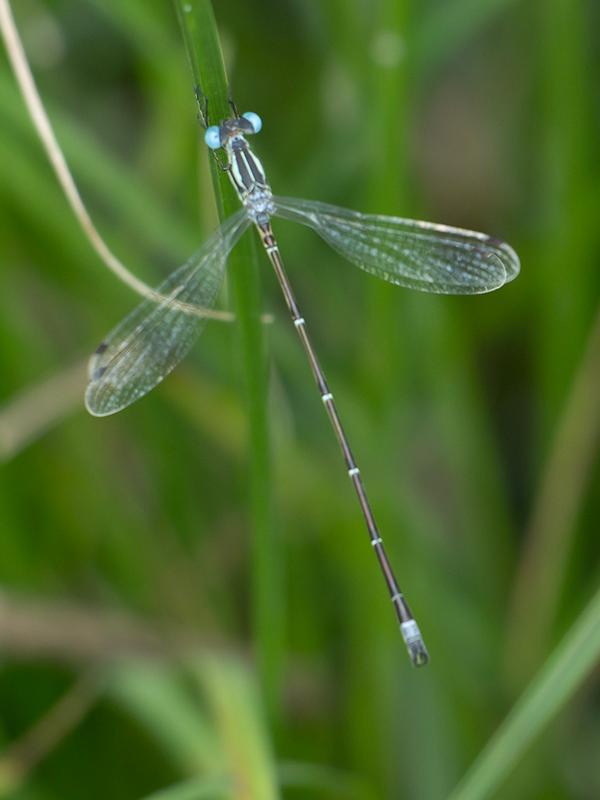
left=86, top=106, right=520, bottom=667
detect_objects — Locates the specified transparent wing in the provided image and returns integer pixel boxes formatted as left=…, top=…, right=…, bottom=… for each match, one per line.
left=273, top=197, right=519, bottom=295
left=85, top=210, right=250, bottom=417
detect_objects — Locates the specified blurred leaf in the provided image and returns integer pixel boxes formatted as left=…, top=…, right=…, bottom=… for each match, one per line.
left=0, top=73, right=197, bottom=263
left=278, top=760, right=373, bottom=799
left=191, top=655, right=279, bottom=800
left=449, top=585, right=600, bottom=800
left=413, top=0, right=519, bottom=76
left=141, top=776, right=231, bottom=800
left=107, top=662, right=220, bottom=774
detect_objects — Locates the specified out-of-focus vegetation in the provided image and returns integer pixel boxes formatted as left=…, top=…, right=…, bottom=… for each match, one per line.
left=0, top=0, right=599, bottom=798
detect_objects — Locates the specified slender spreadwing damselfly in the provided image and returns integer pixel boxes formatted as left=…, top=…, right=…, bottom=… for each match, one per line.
left=85, top=104, right=520, bottom=667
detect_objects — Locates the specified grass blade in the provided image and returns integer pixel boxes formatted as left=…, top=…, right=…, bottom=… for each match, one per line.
left=141, top=777, right=231, bottom=800
left=413, top=0, right=519, bottom=77
left=108, top=663, right=220, bottom=773
left=449, top=586, right=600, bottom=800
left=192, top=655, right=279, bottom=800
left=172, top=0, right=282, bottom=718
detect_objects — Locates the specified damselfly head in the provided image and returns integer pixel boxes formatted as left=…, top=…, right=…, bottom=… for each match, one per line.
left=204, top=111, right=262, bottom=150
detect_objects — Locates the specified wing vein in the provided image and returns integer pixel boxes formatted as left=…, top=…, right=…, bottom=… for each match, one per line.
left=85, top=210, right=249, bottom=416
left=272, top=196, right=519, bottom=295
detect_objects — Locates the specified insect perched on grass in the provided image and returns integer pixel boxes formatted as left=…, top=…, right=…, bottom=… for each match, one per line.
left=86, top=101, right=520, bottom=666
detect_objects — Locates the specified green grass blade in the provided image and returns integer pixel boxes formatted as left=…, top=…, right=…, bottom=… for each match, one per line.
left=192, top=655, right=279, bottom=800
left=0, top=73, right=197, bottom=261
left=107, top=663, right=220, bottom=773
left=449, top=586, right=600, bottom=800
left=413, top=0, right=519, bottom=77
left=278, top=761, right=373, bottom=800
left=505, top=0, right=597, bottom=688
left=172, top=0, right=282, bottom=718
left=141, top=777, right=231, bottom=800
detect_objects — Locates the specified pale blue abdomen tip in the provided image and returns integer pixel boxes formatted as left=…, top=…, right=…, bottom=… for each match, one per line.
left=204, top=126, right=221, bottom=149
left=242, top=111, right=262, bottom=134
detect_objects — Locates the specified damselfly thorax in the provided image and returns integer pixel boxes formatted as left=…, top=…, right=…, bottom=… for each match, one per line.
left=226, top=137, right=274, bottom=225
left=211, top=113, right=275, bottom=225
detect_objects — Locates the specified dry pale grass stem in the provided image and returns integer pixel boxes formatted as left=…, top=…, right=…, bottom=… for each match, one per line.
left=0, top=0, right=234, bottom=321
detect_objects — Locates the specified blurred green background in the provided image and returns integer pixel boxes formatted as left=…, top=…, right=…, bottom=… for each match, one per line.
left=1, top=0, right=599, bottom=798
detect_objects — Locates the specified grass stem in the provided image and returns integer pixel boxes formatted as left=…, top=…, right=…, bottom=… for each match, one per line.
left=172, top=0, right=282, bottom=720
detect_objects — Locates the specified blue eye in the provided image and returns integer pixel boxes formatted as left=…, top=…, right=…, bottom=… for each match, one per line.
left=204, top=126, right=221, bottom=149
left=242, top=111, right=262, bottom=134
